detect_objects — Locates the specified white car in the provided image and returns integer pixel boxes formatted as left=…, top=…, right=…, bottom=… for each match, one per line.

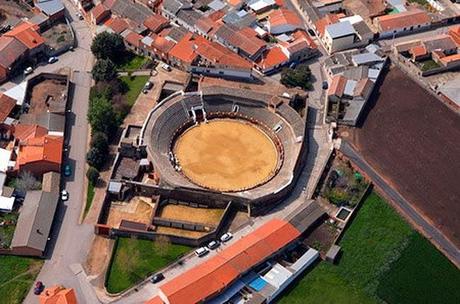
left=61, top=190, right=69, bottom=201
left=24, top=67, right=33, bottom=75
left=48, top=56, right=58, bottom=64
left=220, top=232, right=233, bottom=243
left=195, top=247, right=209, bottom=257
left=76, top=13, right=84, bottom=20
left=161, top=63, right=172, bottom=71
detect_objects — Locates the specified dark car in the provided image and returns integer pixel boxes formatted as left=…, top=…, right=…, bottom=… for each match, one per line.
left=151, top=273, right=165, bottom=284
left=34, top=281, right=44, bottom=295
left=308, top=29, right=316, bottom=36
left=322, top=81, right=329, bottom=90
left=64, top=164, right=72, bottom=177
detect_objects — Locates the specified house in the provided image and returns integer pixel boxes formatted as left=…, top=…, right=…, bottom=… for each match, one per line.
left=90, top=3, right=111, bottom=25
left=267, top=9, right=302, bottom=34
left=222, top=9, right=257, bottom=29
left=33, top=0, right=66, bottom=21
left=39, top=286, right=78, bottom=304
left=214, top=24, right=266, bottom=60
left=143, top=14, right=169, bottom=34
left=256, top=46, right=289, bottom=74
left=448, top=26, right=460, bottom=46
left=169, top=32, right=253, bottom=79
left=247, top=0, right=276, bottom=14
left=0, top=93, right=17, bottom=140
left=0, top=36, right=28, bottom=83
left=106, top=17, right=129, bottom=34
left=375, top=9, right=430, bottom=39
left=10, top=171, right=60, bottom=256
left=148, top=219, right=301, bottom=304
left=3, top=22, right=46, bottom=57
left=15, top=132, right=63, bottom=176
left=323, top=21, right=356, bottom=53
left=313, top=0, right=343, bottom=14
left=141, top=34, right=176, bottom=62
left=121, top=30, right=143, bottom=54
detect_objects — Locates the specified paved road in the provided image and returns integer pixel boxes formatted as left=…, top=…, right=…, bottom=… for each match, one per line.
left=340, top=140, right=460, bottom=268
left=22, top=1, right=98, bottom=303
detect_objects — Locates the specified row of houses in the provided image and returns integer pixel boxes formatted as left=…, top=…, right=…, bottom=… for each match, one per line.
left=0, top=73, right=69, bottom=256
left=88, top=0, right=320, bottom=78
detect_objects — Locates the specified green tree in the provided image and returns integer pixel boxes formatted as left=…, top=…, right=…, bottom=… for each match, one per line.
left=90, top=32, right=125, bottom=62
left=90, top=132, right=109, bottom=154
left=91, top=59, right=117, bottom=82
left=87, top=96, right=120, bottom=136
left=86, top=148, right=106, bottom=170
left=86, top=167, right=100, bottom=185
left=281, top=64, right=313, bottom=90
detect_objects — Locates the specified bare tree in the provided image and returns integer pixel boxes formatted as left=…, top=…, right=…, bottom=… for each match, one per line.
left=12, top=171, right=41, bottom=194
left=154, top=235, right=171, bottom=257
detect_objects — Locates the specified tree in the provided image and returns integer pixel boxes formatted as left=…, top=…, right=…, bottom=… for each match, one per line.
left=281, top=64, right=313, bottom=90
left=90, top=132, right=109, bottom=154
left=10, top=171, right=41, bottom=194
left=86, top=147, right=106, bottom=170
left=91, top=59, right=117, bottom=82
left=87, top=96, right=120, bottom=136
left=86, top=167, right=100, bottom=185
left=90, top=32, right=125, bottom=62
left=154, top=235, right=171, bottom=257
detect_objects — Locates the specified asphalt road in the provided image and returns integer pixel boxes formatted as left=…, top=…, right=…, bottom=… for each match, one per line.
left=22, top=1, right=98, bottom=303
left=340, top=140, right=460, bottom=268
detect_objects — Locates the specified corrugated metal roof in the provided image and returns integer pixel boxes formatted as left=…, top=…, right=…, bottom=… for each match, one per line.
left=326, top=21, right=355, bottom=38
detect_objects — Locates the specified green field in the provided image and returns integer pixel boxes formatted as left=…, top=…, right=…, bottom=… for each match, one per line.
left=279, top=192, right=460, bottom=304
left=120, top=75, right=149, bottom=106
left=377, top=233, right=460, bottom=304
left=0, top=256, right=43, bottom=304
left=106, top=237, right=191, bottom=294
left=116, top=53, right=149, bottom=71
left=84, top=182, right=95, bottom=218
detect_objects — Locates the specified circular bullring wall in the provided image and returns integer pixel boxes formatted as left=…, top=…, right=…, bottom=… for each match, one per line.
left=173, top=118, right=280, bottom=192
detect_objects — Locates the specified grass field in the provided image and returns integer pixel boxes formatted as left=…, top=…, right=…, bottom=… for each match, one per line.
left=106, top=237, right=191, bottom=294
left=278, top=191, right=460, bottom=303
left=120, top=76, right=149, bottom=106
left=0, top=256, right=43, bottom=304
left=116, top=53, right=149, bottom=71
left=84, top=182, right=95, bottom=218
left=377, top=233, right=460, bottom=304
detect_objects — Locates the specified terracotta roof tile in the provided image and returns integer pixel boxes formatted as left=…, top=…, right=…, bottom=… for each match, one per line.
left=106, top=17, right=129, bottom=34
left=439, top=53, right=460, bottom=64
left=155, top=219, right=300, bottom=304
left=143, top=14, right=169, bottom=33
left=91, top=3, right=110, bottom=21
left=4, top=22, right=45, bottom=50
left=409, top=45, right=427, bottom=58
left=328, top=75, right=347, bottom=97
left=17, top=135, right=63, bottom=168
left=448, top=26, right=460, bottom=46
left=256, top=46, right=288, bottom=70
left=376, top=9, right=430, bottom=32
left=14, top=124, right=48, bottom=142
left=314, top=14, right=340, bottom=37
left=39, top=286, right=77, bottom=304
left=269, top=9, right=302, bottom=28
left=124, top=31, right=142, bottom=48
left=0, top=93, right=16, bottom=123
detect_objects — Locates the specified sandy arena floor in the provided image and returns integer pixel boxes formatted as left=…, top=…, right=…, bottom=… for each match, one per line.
left=106, top=196, right=154, bottom=228
left=155, top=227, right=207, bottom=238
left=174, top=119, right=279, bottom=192
left=159, top=204, right=224, bottom=226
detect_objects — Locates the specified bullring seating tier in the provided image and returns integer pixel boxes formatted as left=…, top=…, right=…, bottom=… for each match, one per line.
left=143, top=86, right=307, bottom=206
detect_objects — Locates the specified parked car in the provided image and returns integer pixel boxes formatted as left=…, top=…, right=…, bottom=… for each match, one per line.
left=34, top=281, right=44, bottom=295
left=76, top=13, right=83, bottom=20
left=195, top=247, right=209, bottom=257
left=24, top=67, right=33, bottom=75
left=48, top=56, right=58, bottom=64
left=61, top=190, right=69, bottom=201
left=220, top=232, right=233, bottom=243
left=151, top=273, right=165, bottom=283
left=322, top=81, right=329, bottom=90
left=161, top=63, right=172, bottom=71
left=207, top=240, right=220, bottom=250
left=308, top=29, right=316, bottom=36
left=64, top=164, right=72, bottom=177
left=143, top=81, right=153, bottom=94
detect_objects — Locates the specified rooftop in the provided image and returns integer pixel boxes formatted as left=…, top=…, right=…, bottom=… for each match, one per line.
left=326, top=20, right=356, bottom=38
left=376, top=9, right=430, bottom=32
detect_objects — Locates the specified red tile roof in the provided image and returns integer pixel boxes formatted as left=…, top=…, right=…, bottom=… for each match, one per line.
left=439, top=53, right=460, bottom=64
left=170, top=32, right=252, bottom=69
left=376, top=9, right=430, bottom=32
left=215, top=24, right=266, bottom=58
left=409, top=44, right=427, bottom=58
left=17, top=135, right=63, bottom=167
left=269, top=9, right=302, bottom=28
left=91, top=3, right=110, bottom=22
left=328, top=75, right=347, bottom=97
left=143, top=14, right=169, bottom=33
left=256, top=46, right=288, bottom=70
left=0, top=93, right=16, bottom=123
left=4, top=22, right=45, bottom=50
left=14, top=124, right=48, bottom=142
left=145, top=296, right=164, bottom=304
left=146, top=34, right=176, bottom=55
left=448, top=25, right=460, bottom=46
left=124, top=31, right=142, bottom=48
left=39, top=286, right=77, bottom=304
left=314, top=14, right=340, bottom=37
left=154, top=219, right=300, bottom=304
left=106, top=17, right=129, bottom=34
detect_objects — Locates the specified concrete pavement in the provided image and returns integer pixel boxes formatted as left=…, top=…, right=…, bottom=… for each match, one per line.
left=339, top=140, right=460, bottom=268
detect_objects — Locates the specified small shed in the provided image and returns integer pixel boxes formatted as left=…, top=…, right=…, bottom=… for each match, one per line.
left=326, top=244, right=341, bottom=263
